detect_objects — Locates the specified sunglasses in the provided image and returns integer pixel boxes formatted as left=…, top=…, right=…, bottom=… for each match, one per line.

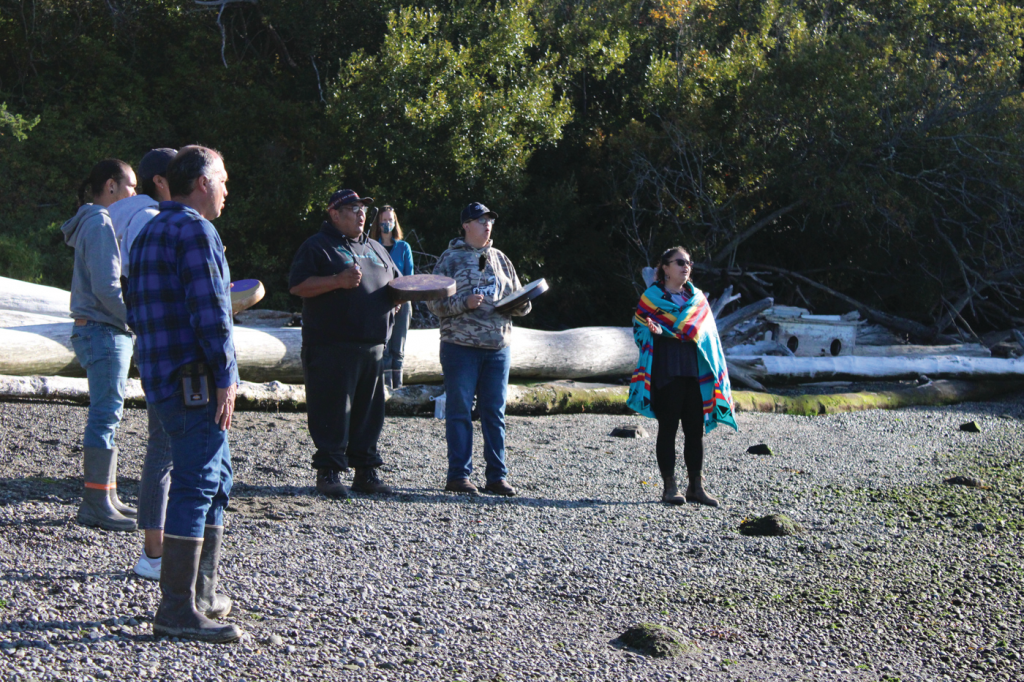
left=667, top=258, right=693, bottom=268
left=333, top=204, right=368, bottom=215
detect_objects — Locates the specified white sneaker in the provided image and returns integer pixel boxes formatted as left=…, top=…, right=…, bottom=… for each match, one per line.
left=133, top=552, right=161, bottom=580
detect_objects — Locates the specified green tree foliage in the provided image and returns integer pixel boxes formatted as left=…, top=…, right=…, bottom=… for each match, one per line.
left=0, top=0, right=1020, bottom=333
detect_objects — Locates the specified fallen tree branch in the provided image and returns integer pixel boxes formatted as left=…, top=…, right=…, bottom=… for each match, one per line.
left=750, top=264, right=959, bottom=343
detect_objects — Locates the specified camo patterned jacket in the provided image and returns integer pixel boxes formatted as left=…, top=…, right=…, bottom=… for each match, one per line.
left=427, top=238, right=531, bottom=350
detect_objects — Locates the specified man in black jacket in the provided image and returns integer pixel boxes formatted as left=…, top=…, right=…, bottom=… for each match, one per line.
left=289, top=189, right=399, bottom=497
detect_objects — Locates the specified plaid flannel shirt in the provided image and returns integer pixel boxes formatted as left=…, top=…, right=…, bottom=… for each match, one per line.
left=126, top=201, right=238, bottom=403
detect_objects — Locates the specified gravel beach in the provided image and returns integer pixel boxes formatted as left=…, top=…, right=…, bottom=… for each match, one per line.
left=2, top=394, right=1023, bottom=681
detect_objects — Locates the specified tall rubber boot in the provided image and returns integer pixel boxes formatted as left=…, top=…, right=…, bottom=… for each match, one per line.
left=77, top=447, right=137, bottom=532
left=107, top=446, right=137, bottom=518
left=152, top=536, right=242, bottom=643
left=195, top=525, right=232, bottom=619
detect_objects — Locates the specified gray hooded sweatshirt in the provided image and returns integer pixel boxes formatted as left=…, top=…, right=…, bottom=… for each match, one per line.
left=61, top=204, right=128, bottom=330
left=107, top=194, right=160, bottom=277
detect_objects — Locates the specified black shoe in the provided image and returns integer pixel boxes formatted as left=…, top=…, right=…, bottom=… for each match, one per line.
left=483, top=480, right=516, bottom=497
left=351, top=468, right=393, bottom=495
left=316, top=468, right=350, bottom=498
left=444, top=478, right=479, bottom=495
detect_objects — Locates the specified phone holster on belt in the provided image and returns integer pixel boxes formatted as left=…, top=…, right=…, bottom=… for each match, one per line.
left=181, top=362, right=211, bottom=408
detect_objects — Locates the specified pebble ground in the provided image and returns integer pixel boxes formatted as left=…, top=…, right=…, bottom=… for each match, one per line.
left=1, top=393, right=1023, bottom=681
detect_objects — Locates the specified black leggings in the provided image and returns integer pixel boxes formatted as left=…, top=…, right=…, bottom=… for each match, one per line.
left=652, top=377, right=704, bottom=481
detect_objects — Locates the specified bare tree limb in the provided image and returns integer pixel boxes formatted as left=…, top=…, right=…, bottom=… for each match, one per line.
left=751, top=264, right=960, bottom=343
left=711, top=200, right=805, bottom=265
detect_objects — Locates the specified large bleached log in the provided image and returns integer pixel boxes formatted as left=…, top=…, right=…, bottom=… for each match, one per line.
left=850, top=344, right=991, bottom=357
left=6, top=374, right=1017, bottom=417
left=0, top=316, right=639, bottom=383
left=0, top=276, right=72, bottom=317
left=728, top=355, right=1024, bottom=382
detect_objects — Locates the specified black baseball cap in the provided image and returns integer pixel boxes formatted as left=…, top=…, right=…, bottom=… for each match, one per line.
left=461, top=202, right=498, bottom=223
left=328, top=189, right=373, bottom=210
left=137, top=148, right=177, bottom=181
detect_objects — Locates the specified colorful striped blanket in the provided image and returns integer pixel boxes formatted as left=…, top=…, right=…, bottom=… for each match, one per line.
left=627, top=282, right=738, bottom=433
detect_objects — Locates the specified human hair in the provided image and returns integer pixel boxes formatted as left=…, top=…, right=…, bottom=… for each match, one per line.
left=77, top=159, right=131, bottom=207
left=655, top=246, right=692, bottom=284
left=166, top=146, right=223, bottom=198
left=140, top=177, right=159, bottom=200
left=368, top=205, right=404, bottom=241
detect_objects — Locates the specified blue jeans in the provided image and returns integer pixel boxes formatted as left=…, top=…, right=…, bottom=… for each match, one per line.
left=149, top=388, right=232, bottom=539
left=440, top=342, right=511, bottom=485
left=383, top=302, right=411, bottom=381
left=70, top=321, right=133, bottom=450
left=137, top=400, right=174, bottom=531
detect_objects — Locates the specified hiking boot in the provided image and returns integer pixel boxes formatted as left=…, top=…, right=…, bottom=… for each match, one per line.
left=315, top=468, right=349, bottom=498
left=661, top=476, right=685, bottom=505
left=351, top=467, right=393, bottom=495
left=444, top=478, right=479, bottom=495
left=152, top=536, right=242, bottom=643
left=686, top=476, right=720, bottom=507
left=483, top=480, right=516, bottom=497
left=78, top=447, right=137, bottom=532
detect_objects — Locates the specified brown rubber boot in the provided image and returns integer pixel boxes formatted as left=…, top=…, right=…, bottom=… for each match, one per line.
left=686, top=475, right=720, bottom=507
left=107, top=447, right=137, bottom=518
left=194, top=525, right=232, bottom=619
left=77, top=447, right=137, bottom=532
left=152, top=536, right=242, bottom=643
left=661, top=477, right=686, bottom=505
left=351, top=467, right=393, bottom=495
left=444, top=478, right=479, bottom=495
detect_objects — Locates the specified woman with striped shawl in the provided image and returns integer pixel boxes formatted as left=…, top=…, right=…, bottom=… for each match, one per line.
left=628, top=246, right=738, bottom=506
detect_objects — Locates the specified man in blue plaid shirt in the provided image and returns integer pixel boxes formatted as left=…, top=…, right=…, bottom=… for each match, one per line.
left=126, top=145, right=242, bottom=644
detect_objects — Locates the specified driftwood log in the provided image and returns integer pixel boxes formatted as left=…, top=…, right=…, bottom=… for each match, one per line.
left=3, top=374, right=1019, bottom=417
left=728, top=355, right=1024, bottom=383
left=0, top=309, right=637, bottom=383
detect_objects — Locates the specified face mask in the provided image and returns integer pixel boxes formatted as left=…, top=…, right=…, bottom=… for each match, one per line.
left=380, top=221, right=394, bottom=233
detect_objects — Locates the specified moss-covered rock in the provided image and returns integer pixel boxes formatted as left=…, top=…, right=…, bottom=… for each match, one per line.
left=616, top=623, right=699, bottom=658
left=739, top=514, right=805, bottom=537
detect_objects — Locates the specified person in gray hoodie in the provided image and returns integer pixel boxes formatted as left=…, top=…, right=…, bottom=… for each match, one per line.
left=108, top=148, right=176, bottom=578
left=61, top=158, right=138, bottom=532
left=427, top=202, right=531, bottom=496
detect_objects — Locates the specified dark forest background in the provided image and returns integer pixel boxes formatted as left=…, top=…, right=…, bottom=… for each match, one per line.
left=2, top=0, right=1023, bottom=338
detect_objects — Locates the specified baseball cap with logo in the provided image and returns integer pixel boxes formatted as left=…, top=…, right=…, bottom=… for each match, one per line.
left=328, top=189, right=374, bottom=210
left=460, top=202, right=498, bottom=223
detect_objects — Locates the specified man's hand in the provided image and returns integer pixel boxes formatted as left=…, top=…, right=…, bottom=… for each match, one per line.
left=215, top=384, right=236, bottom=431
left=466, top=293, right=484, bottom=310
left=646, top=317, right=661, bottom=335
left=336, top=264, right=362, bottom=289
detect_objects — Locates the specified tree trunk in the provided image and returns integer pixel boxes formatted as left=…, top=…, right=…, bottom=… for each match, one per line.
left=727, top=355, right=1024, bottom=382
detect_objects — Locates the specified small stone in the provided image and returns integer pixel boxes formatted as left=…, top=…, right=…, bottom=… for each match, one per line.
left=616, top=623, right=699, bottom=658
left=285, top=645, right=296, bottom=654
left=268, top=634, right=284, bottom=646
left=944, top=475, right=986, bottom=489
left=959, top=421, right=981, bottom=433
left=739, top=514, right=805, bottom=537
left=746, top=443, right=774, bottom=456
left=973, top=523, right=986, bottom=532
left=610, top=425, right=648, bottom=438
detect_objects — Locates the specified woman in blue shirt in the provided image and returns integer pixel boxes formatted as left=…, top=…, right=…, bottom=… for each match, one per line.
left=369, top=205, right=414, bottom=388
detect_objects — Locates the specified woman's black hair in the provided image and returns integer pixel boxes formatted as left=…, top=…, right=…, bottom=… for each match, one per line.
left=654, top=246, right=691, bottom=284
left=140, top=177, right=159, bottom=200
left=77, top=159, right=131, bottom=207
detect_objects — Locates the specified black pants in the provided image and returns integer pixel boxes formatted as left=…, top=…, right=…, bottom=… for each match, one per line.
left=651, top=377, right=704, bottom=482
left=302, top=342, right=386, bottom=471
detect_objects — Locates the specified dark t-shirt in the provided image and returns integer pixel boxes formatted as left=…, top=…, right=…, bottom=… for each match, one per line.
left=289, top=222, right=399, bottom=345
left=653, top=336, right=700, bottom=388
